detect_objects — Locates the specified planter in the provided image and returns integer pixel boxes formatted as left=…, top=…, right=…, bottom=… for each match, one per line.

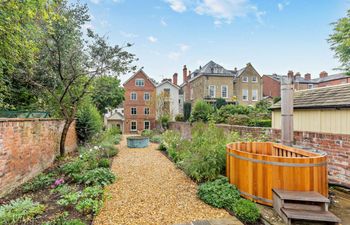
left=127, top=136, right=149, bottom=148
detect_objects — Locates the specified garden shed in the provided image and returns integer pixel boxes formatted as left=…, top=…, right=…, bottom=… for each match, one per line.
left=271, top=83, right=350, bottom=135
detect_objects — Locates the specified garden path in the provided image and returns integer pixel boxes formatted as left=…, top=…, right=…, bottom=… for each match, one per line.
left=94, top=135, right=241, bottom=225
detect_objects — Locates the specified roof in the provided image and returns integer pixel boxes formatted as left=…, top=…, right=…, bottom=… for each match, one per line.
left=156, top=79, right=180, bottom=89
left=271, top=83, right=350, bottom=109
left=107, top=111, right=124, bottom=121
left=123, top=69, right=157, bottom=87
left=312, top=73, right=349, bottom=83
left=264, top=72, right=349, bottom=85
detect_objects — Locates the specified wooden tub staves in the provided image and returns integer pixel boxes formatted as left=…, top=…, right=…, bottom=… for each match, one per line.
left=226, top=142, right=328, bottom=206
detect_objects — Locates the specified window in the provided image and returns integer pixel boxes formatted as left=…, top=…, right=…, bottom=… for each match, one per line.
left=308, top=84, right=314, bottom=89
left=242, top=76, right=248, bottom=82
left=252, top=76, right=257, bottom=83
left=131, top=121, right=137, bottom=131
left=144, top=107, right=150, bottom=115
left=135, top=79, right=144, bottom=86
left=209, top=85, right=216, bottom=98
left=190, top=88, right=194, bottom=100
left=252, top=89, right=258, bottom=101
left=131, top=107, right=137, bottom=115
left=163, top=88, right=170, bottom=97
left=131, top=92, right=137, bottom=100
left=221, top=85, right=228, bottom=98
left=242, top=89, right=248, bottom=101
left=144, top=121, right=150, bottom=130
left=144, top=92, right=150, bottom=101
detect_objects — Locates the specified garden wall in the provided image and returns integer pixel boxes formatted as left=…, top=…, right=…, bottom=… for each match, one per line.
left=168, top=122, right=350, bottom=188
left=0, top=119, right=78, bottom=197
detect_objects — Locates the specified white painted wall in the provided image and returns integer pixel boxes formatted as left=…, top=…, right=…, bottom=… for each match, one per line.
left=156, top=82, right=180, bottom=120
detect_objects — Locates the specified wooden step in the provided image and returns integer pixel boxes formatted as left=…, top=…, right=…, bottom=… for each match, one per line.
left=283, top=202, right=323, bottom=211
left=281, top=208, right=341, bottom=223
left=273, top=189, right=329, bottom=203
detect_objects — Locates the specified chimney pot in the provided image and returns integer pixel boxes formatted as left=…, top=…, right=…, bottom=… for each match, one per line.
left=304, top=73, right=311, bottom=80
left=183, top=65, right=188, bottom=83
left=173, top=73, right=178, bottom=85
left=319, top=71, right=328, bottom=78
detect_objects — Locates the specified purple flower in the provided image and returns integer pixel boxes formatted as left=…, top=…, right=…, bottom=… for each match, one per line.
left=51, top=178, right=65, bottom=188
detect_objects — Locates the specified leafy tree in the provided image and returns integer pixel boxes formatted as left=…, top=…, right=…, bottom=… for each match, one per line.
left=183, top=102, right=192, bottom=121
left=328, top=9, right=350, bottom=72
left=25, top=1, right=136, bottom=156
left=190, top=100, right=213, bottom=122
left=91, top=76, right=124, bottom=114
left=255, top=99, right=272, bottom=113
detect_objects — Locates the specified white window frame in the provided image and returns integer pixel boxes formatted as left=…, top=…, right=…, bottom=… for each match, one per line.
left=242, top=76, right=248, bottom=83
left=130, top=121, right=137, bottom=131
left=221, top=85, right=228, bottom=98
left=252, top=76, right=258, bottom=83
left=135, top=79, right=144, bottom=86
left=130, top=92, right=137, bottom=100
left=252, top=89, right=258, bottom=101
left=144, top=120, right=150, bottom=130
left=144, top=92, right=150, bottom=101
left=208, top=85, right=216, bottom=98
left=131, top=107, right=137, bottom=115
left=242, top=89, right=248, bottom=101
left=144, top=107, right=150, bottom=115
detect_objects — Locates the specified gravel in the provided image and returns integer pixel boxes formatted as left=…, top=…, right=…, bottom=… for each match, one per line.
left=94, top=136, right=235, bottom=225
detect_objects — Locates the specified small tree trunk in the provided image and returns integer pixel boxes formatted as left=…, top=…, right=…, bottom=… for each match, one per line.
left=60, top=119, right=73, bottom=156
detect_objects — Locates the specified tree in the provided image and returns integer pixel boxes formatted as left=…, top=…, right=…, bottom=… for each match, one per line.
left=26, top=1, right=136, bottom=156
left=183, top=102, right=192, bottom=121
left=190, top=100, right=213, bottom=122
left=328, top=9, right=350, bottom=72
left=91, top=76, right=124, bottom=114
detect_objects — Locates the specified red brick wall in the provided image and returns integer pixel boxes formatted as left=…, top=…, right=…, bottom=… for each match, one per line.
left=124, top=70, right=156, bottom=134
left=262, top=75, right=281, bottom=97
left=318, top=77, right=350, bottom=87
left=168, top=122, right=350, bottom=188
left=0, top=119, right=77, bottom=197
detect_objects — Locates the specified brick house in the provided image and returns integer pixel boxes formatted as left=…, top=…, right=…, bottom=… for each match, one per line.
left=123, top=69, right=156, bottom=134
left=180, top=61, right=263, bottom=106
left=263, top=71, right=350, bottom=97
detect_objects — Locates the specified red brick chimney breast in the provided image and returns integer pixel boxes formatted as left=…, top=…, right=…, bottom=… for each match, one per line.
left=319, top=71, right=328, bottom=78
left=173, top=73, right=178, bottom=85
left=183, top=65, right=187, bottom=83
left=304, top=73, right=311, bottom=80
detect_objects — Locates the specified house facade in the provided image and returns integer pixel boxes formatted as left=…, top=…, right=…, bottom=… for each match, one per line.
left=180, top=61, right=263, bottom=106
left=123, top=69, right=156, bottom=134
left=156, top=77, right=180, bottom=120
left=263, top=71, right=350, bottom=97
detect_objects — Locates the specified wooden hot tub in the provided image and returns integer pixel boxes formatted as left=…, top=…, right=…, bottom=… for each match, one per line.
left=226, top=142, right=328, bottom=206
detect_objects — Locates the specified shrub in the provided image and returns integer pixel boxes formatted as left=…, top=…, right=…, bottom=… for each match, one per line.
left=189, top=100, right=213, bottom=122
left=248, top=119, right=272, bottom=127
left=22, top=173, right=56, bottom=193
left=198, top=176, right=240, bottom=209
left=160, top=114, right=170, bottom=129
left=141, top=129, right=153, bottom=137
left=175, top=114, right=184, bottom=121
left=183, top=102, right=192, bottom=121
left=215, top=98, right=226, bottom=109
left=227, top=114, right=250, bottom=126
left=232, top=199, right=260, bottom=223
left=150, top=135, right=162, bottom=143
left=76, top=168, right=116, bottom=186
left=161, top=130, right=181, bottom=160
left=98, top=158, right=110, bottom=168
left=99, top=142, right=118, bottom=158
left=57, top=192, right=80, bottom=207
left=0, top=198, right=45, bottom=224
left=75, top=198, right=102, bottom=215
left=157, top=142, right=167, bottom=151
left=76, top=103, right=103, bottom=143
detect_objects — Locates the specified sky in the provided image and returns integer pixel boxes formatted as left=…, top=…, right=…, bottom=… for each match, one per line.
left=79, top=0, right=349, bottom=84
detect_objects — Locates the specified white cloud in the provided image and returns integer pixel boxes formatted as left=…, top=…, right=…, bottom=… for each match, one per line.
left=120, top=31, right=138, bottom=38
left=161, top=18, right=168, bottom=26
left=168, top=52, right=181, bottom=60
left=179, top=43, right=189, bottom=52
left=148, top=36, right=158, bottom=43
left=278, top=1, right=290, bottom=11
left=166, top=0, right=187, bottom=12
left=90, top=0, right=101, bottom=4
left=168, top=43, right=190, bottom=60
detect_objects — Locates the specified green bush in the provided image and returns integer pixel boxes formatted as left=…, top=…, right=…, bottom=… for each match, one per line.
left=22, top=173, right=56, bottom=193
left=214, top=104, right=253, bottom=123
left=76, top=103, right=103, bottom=143
left=160, top=114, right=170, bottom=129
left=215, top=98, right=226, bottom=109
left=57, top=192, right=80, bottom=207
left=232, top=199, right=260, bottom=223
left=0, top=198, right=45, bottom=224
left=189, top=100, right=213, bottom=122
left=198, top=176, right=240, bottom=208
left=98, top=158, right=110, bottom=168
left=76, top=198, right=102, bottom=215
left=161, top=130, right=181, bottom=160
left=183, top=102, right=192, bottom=121
left=100, top=142, right=118, bottom=158
left=141, top=129, right=153, bottom=137
left=248, top=119, right=272, bottom=127
left=150, top=135, right=162, bottom=143
left=76, top=168, right=116, bottom=186
left=175, top=114, right=184, bottom=121
left=227, top=114, right=250, bottom=126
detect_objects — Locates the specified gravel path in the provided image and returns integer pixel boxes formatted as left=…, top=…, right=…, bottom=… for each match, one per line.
left=94, top=136, right=238, bottom=225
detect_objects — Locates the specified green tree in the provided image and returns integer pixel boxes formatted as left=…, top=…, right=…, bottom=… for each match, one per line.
left=26, top=1, right=136, bottom=156
left=183, top=102, right=192, bottom=121
left=92, top=76, right=124, bottom=114
left=190, top=100, right=213, bottom=122
left=328, top=9, right=350, bottom=72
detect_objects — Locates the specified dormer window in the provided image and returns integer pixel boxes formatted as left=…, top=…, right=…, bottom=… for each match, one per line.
left=135, top=79, right=144, bottom=86
left=252, top=76, right=258, bottom=83
left=242, top=76, right=248, bottom=82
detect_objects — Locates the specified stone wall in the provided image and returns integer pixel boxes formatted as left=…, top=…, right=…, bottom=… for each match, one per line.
left=0, top=119, right=78, bottom=197
left=168, top=122, right=350, bottom=188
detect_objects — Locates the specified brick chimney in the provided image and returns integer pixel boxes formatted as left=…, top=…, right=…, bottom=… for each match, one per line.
left=319, top=71, right=328, bottom=78
left=173, top=73, right=178, bottom=85
left=183, top=65, right=188, bottom=83
left=304, top=73, right=311, bottom=80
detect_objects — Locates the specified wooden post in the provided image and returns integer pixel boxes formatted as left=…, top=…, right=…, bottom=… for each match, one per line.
left=281, top=71, right=294, bottom=146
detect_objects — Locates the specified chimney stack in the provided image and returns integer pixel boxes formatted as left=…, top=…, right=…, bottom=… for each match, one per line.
left=294, top=72, right=301, bottom=78
left=173, top=73, right=178, bottom=85
left=319, top=71, right=328, bottom=78
left=304, top=73, right=311, bottom=80
left=183, top=65, right=188, bottom=83
left=281, top=70, right=294, bottom=146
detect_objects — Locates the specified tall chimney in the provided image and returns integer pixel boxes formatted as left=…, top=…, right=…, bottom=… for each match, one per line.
left=304, top=73, right=311, bottom=80
left=183, top=65, right=188, bottom=83
left=281, top=70, right=294, bottom=146
left=173, top=73, right=178, bottom=85
left=319, top=71, right=328, bottom=78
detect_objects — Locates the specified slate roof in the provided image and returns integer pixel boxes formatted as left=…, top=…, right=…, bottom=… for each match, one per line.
left=156, top=79, right=180, bottom=89
left=271, top=83, right=350, bottom=109
left=265, top=73, right=348, bottom=84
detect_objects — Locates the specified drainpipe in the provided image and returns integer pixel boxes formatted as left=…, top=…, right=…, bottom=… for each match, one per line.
left=281, top=71, right=294, bottom=146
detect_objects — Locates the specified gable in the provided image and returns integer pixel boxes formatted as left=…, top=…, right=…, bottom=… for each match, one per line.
left=123, top=69, right=156, bottom=88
